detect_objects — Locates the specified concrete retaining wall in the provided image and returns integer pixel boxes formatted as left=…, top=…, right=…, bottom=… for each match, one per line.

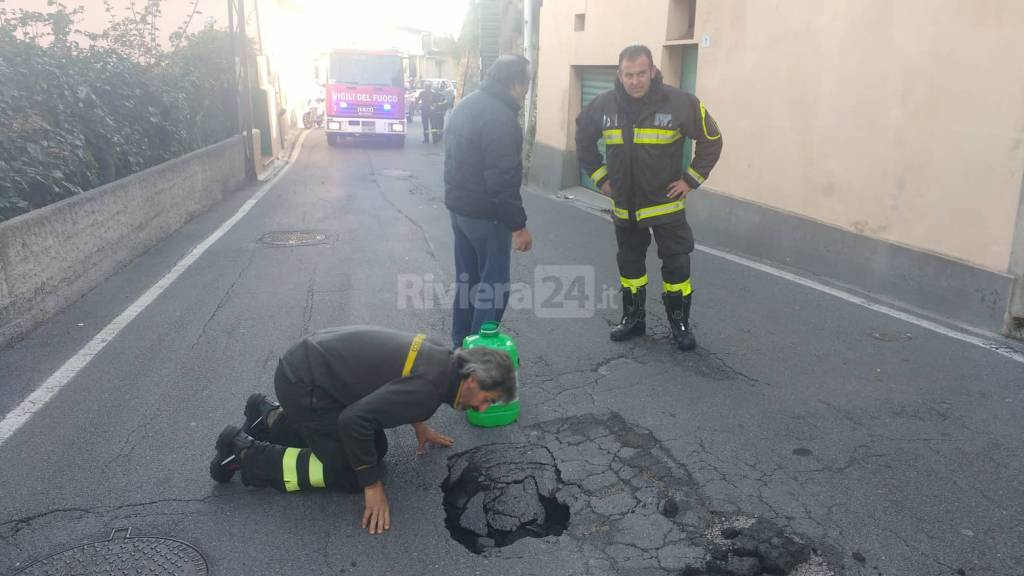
left=0, top=135, right=247, bottom=348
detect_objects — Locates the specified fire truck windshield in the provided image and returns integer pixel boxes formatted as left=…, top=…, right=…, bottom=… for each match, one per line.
left=329, top=53, right=403, bottom=88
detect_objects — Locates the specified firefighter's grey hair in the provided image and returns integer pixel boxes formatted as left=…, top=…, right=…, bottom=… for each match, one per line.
left=455, top=346, right=517, bottom=401
left=485, top=54, right=531, bottom=90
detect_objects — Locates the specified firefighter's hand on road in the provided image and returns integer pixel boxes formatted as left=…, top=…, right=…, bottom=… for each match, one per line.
left=513, top=228, right=533, bottom=252
left=362, top=482, right=391, bottom=534
left=600, top=181, right=612, bottom=196
left=414, top=423, right=455, bottom=455
left=666, top=179, right=692, bottom=200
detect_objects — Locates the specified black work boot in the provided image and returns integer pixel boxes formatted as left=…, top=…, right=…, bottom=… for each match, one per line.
left=243, top=393, right=280, bottom=441
left=610, top=287, right=646, bottom=341
left=663, top=291, right=697, bottom=351
left=209, top=425, right=261, bottom=483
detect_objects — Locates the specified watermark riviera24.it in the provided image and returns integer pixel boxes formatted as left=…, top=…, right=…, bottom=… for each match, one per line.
left=397, top=266, right=620, bottom=318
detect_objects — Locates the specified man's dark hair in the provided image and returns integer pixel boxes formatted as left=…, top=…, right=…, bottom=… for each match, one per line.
left=618, top=44, right=654, bottom=68
left=485, top=54, right=531, bottom=90
left=455, top=347, right=517, bottom=402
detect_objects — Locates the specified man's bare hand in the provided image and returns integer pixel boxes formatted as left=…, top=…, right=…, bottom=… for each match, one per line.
left=666, top=179, right=692, bottom=200
left=600, top=181, right=612, bottom=196
left=413, top=423, right=455, bottom=455
left=513, top=228, right=533, bottom=252
left=361, top=481, right=390, bottom=535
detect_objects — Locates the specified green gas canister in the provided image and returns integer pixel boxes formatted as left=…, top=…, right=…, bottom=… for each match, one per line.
left=462, top=321, right=520, bottom=427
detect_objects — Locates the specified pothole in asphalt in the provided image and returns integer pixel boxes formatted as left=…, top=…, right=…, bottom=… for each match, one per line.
left=259, top=230, right=328, bottom=247
left=475, top=412, right=839, bottom=575
left=442, top=443, right=571, bottom=554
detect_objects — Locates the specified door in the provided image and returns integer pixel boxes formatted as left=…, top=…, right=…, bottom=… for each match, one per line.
left=680, top=45, right=699, bottom=174
left=578, top=67, right=618, bottom=191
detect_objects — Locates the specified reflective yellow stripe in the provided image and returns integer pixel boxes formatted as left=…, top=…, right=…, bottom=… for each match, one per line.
left=282, top=447, right=301, bottom=492
left=700, top=102, right=722, bottom=140
left=636, top=200, right=685, bottom=220
left=402, top=333, right=426, bottom=377
left=591, top=165, right=608, bottom=183
left=633, top=128, right=681, bottom=145
left=612, top=199, right=685, bottom=221
left=602, top=129, right=624, bottom=144
left=663, top=280, right=693, bottom=296
left=308, top=452, right=326, bottom=488
left=687, top=166, right=705, bottom=184
left=620, top=275, right=649, bottom=292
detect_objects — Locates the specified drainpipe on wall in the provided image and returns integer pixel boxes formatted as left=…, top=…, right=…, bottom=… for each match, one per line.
left=523, top=0, right=538, bottom=127
left=1007, top=169, right=1024, bottom=340
left=522, top=0, right=540, bottom=178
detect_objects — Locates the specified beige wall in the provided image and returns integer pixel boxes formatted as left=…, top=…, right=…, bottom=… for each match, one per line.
left=535, top=0, right=674, bottom=168
left=535, top=0, right=1024, bottom=272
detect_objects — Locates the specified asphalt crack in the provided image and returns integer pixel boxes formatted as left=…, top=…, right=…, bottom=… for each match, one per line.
left=364, top=151, right=438, bottom=262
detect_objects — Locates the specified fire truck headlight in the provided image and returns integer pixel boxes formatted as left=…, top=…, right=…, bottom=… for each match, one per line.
left=327, top=122, right=340, bottom=130
left=390, top=123, right=405, bottom=133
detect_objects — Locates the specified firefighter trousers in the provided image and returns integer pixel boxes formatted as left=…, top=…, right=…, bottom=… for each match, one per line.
left=238, top=363, right=388, bottom=494
left=614, top=217, right=694, bottom=295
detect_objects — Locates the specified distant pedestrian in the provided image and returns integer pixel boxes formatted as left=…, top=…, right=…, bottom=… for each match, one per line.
left=576, top=44, right=723, bottom=351
left=443, top=55, right=534, bottom=348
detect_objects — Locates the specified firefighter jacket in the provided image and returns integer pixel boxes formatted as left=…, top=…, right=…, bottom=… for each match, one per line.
left=576, top=70, right=723, bottom=227
left=279, top=326, right=461, bottom=487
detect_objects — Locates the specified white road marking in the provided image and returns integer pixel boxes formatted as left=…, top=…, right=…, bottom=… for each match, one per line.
left=0, top=130, right=310, bottom=447
left=695, top=244, right=1024, bottom=365
left=558, top=192, right=1024, bottom=366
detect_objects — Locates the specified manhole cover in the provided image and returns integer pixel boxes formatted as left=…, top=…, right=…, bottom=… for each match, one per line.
left=15, top=528, right=207, bottom=575
left=259, top=231, right=327, bottom=247
left=442, top=444, right=570, bottom=554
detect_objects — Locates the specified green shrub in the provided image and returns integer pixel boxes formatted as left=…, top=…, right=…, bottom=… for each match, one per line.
left=0, top=2, right=236, bottom=222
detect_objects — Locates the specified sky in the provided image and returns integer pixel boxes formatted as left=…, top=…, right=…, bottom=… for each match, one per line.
left=286, top=0, right=470, bottom=37
left=2, top=0, right=470, bottom=43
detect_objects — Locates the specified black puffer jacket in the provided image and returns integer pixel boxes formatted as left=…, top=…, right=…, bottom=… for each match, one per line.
left=444, top=81, right=528, bottom=231
left=576, top=70, right=723, bottom=227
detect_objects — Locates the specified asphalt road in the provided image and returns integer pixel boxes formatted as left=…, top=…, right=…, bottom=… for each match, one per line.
left=1, top=125, right=1022, bottom=576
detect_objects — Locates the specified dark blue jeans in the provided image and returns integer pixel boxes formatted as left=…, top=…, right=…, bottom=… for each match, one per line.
left=450, top=211, right=512, bottom=347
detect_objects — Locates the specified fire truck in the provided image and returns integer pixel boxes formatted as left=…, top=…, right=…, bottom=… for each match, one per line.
left=322, top=49, right=407, bottom=147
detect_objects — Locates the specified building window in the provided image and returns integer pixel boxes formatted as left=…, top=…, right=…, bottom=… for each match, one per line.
left=574, top=13, right=585, bottom=32
left=666, top=0, right=696, bottom=41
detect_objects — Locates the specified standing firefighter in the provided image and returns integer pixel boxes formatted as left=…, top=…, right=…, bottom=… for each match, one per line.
left=417, top=83, right=442, bottom=143
left=208, top=326, right=516, bottom=534
left=576, top=44, right=723, bottom=351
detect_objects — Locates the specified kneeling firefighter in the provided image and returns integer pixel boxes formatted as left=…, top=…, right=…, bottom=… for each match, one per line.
left=208, top=326, right=516, bottom=534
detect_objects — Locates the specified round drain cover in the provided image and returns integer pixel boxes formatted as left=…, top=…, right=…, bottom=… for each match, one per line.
left=260, top=231, right=327, bottom=246
left=15, top=529, right=207, bottom=576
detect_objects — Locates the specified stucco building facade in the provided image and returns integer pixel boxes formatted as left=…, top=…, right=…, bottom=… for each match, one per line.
left=529, top=0, right=1024, bottom=336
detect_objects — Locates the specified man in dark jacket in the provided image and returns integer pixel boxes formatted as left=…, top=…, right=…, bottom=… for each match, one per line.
left=576, top=44, right=723, bottom=351
left=208, top=326, right=516, bottom=535
left=444, top=55, right=534, bottom=347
